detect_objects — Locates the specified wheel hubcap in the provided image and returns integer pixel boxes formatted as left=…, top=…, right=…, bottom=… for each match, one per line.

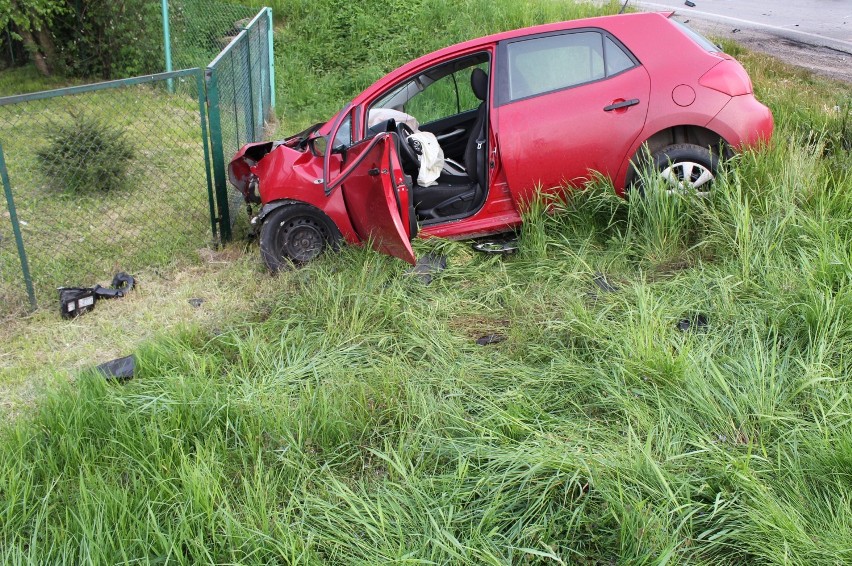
left=659, top=161, right=714, bottom=197
left=280, top=218, right=326, bottom=262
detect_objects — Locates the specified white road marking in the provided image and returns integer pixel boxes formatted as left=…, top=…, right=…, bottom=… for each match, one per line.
left=634, top=0, right=852, bottom=51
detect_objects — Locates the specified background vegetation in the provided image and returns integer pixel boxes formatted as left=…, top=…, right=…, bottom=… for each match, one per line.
left=0, top=0, right=164, bottom=79
left=1, top=0, right=851, bottom=563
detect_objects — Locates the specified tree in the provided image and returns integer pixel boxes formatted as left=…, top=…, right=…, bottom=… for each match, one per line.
left=0, top=0, right=65, bottom=75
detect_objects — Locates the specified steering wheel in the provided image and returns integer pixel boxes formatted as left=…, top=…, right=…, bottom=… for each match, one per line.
left=395, top=121, right=421, bottom=169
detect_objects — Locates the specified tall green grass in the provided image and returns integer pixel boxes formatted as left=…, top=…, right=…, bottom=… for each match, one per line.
left=2, top=0, right=852, bottom=563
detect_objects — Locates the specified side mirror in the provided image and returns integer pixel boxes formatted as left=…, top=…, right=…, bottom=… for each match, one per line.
left=310, top=136, right=328, bottom=156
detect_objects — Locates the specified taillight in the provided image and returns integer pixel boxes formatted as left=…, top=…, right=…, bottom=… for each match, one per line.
left=699, top=60, right=753, bottom=96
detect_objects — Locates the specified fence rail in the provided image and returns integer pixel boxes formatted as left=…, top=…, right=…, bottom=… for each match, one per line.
left=0, top=3, right=273, bottom=316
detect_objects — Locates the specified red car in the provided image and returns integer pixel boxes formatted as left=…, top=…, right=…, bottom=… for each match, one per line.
left=230, top=11, right=772, bottom=270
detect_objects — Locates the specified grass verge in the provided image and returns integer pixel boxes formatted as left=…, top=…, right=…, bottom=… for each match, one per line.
left=1, top=0, right=852, bottom=563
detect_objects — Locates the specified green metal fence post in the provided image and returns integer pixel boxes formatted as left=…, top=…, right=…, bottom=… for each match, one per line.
left=161, top=0, right=174, bottom=92
left=244, top=29, right=256, bottom=140
left=195, top=70, right=218, bottom=242
left=266, top=7, right=275, bottom=110
left=0, top=142, right=36, bottom=310
left=205, top=68, right=232, bottom=242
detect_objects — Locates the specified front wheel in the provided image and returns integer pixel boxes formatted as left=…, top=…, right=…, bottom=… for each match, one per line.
left=639, top=143, right=719, bottom=197
left=259, top=204, right=341, bottom=272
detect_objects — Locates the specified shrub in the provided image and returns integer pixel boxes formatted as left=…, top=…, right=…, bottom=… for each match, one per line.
left=37, top=115, right=134, bottom=194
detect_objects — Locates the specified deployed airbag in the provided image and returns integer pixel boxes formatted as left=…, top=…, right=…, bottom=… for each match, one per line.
left=407, top=131, right=445, bottom=187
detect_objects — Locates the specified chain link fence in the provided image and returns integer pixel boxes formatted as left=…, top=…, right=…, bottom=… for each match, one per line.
left=168, top=0, right=259, bottom=71
left=0, top=2, right=274, bottom=317
left=0, top=71, right=214, bottom=317
left=207, top=8, right=275, bottom=238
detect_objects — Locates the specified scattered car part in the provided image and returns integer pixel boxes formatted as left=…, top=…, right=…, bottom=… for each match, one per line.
left=677, top=313, right=708, bottom=332
left=188, top=298, right=204, bottom=308
left=476, top=334, right=506, bottom=346
left=405, top=252, right=447, bottom=285
left=95, top=354, right=135, bottom=382
left=592, top=273, right=620, bottom=293
left=58, top=272, right=136, bottom=319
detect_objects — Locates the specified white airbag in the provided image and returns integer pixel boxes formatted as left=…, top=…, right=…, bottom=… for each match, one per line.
left=407, top=131, right=445, bottom=187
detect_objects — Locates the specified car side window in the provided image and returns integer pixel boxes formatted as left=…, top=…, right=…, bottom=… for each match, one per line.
left=505, top=31, right=636, bottom=102
left=332, top=114, right=352, bottom=150
left=404, top=64, right=487, bottom=124
left=604, top=36, right=634, bottom=76
left=367, top=53, right=490, bottom=133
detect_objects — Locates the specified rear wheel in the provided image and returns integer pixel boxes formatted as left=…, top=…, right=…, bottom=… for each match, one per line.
left=259, top=204, right=341, bottom=272
left=638, top=143, right=719, bottom=197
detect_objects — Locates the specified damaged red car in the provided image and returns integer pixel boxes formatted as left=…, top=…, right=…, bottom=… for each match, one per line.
left=229, top=11, right=773, bottom=270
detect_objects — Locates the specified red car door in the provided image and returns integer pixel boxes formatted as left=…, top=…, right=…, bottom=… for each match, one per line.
left=494, top=30, right=650, bottom=204
left=325, top=131, right=416, bottom=265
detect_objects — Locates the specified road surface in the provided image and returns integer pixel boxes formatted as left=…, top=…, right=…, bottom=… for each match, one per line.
left=630, top=0, right=851, bottom=53
left=622, top=0, right=852, bottom=82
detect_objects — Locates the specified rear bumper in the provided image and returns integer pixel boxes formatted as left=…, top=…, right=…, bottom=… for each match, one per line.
left=706, top=94, right=774, bottom=151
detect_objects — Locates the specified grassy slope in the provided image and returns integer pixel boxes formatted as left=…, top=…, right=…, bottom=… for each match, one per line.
left=2, top=0, right=852, bottom=563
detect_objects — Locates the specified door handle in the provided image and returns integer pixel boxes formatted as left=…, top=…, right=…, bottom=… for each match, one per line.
left=603, top=98, right=640, bottom=112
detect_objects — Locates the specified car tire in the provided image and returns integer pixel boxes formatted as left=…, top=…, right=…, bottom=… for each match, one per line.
left=637, top=143, right=719, bottom=197
left=259, top=203, right=341, bottom=272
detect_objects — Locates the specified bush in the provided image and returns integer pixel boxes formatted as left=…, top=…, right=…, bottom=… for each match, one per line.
left=37, top=115, right=134, bottom=194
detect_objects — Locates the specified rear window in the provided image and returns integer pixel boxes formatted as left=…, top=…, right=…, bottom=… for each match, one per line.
left=671, top=19, right=722, bottom=52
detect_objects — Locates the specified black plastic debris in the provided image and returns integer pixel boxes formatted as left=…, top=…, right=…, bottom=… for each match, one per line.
left=684, top=0, right=696, bottom=7
left=732, top=28, right=741, bottom=33
left=677, top=313, right=708, bottom=332
left=95, top=355, right=135, bottom=382
left=476, top=334, right=506, bottom=346
left=188, top=298, right=204, bottom=308
left=406, top=252, right=447, bottom=285
left=592, top=272, right=619, bottom=293
left=59, top=272, right=136, bottom=319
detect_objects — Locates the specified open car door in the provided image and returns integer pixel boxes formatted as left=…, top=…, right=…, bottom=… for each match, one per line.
left=325, top=129, right=416, bottom=265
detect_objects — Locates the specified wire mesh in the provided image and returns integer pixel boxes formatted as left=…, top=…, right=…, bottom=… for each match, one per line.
left=207, top=9, right=273, bottom=236
left=0, top=72, right=213, bottom=317
left=0, top=3, right=273, bottom=316
left=168, top=0, right=259, bottom=71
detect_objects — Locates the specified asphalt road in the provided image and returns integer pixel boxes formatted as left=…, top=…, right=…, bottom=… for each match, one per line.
left=628, top=0, right=852, bottom=54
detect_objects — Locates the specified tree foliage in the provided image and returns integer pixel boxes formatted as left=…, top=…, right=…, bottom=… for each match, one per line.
left=0, top=0, right=65, bottom=75
left=1, top=0, right=162, bottom=78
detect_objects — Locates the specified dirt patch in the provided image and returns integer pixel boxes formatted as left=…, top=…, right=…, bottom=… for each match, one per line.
left=0, top=246, right=272, bottom=419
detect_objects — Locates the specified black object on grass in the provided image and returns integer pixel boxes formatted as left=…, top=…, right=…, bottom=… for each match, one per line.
left=677, top=313, right=708, bottom=332
left=477, top=334, right=506, bottom=346
left=59, top=272, right=136, bottom=319
left=96, top=355, right=135, bottom=382
left=592, top=273, right=619, bottom=293
left=406, top=253, right=447, bottom=285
